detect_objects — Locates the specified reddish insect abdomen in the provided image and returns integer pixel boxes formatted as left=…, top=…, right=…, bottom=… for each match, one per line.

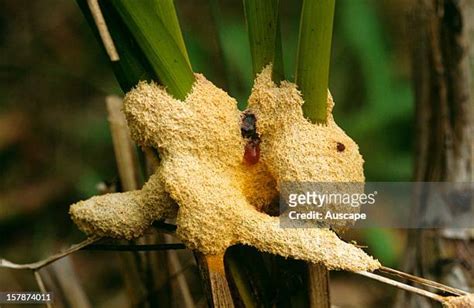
left=244, top=141, right=260, bottom=165
left=241, top=111, right=260, bottom=165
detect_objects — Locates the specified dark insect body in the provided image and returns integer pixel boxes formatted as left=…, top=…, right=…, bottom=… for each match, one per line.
left=241, top=111, right=258, bottom=139
left=241, top=111, right=261, bottom=164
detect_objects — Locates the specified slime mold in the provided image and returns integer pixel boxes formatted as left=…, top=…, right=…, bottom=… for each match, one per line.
left=70, top=68, right=380, bottom=272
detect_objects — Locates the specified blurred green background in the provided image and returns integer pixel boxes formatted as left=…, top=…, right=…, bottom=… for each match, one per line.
left=0, top=0, right=414, bottom=306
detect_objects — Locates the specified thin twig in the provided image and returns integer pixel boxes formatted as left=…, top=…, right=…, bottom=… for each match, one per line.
left=86, top=0, right=119, bottom=61
left=106, top=94, right=149, bottom=304
left=84, top=243, right=186, bottom=251
left=168, top=260, right=194, bottom=281
left=379, top=266, right=469, bottom=296
left=34, top=270, right=53, bottom=308
left=356, top=271, right=447, bottom=304
left=0, top=236, right=100, bottom=270
left=49, top=257, right=92, bottom=308
left=165, top=234, right=195, bottom=307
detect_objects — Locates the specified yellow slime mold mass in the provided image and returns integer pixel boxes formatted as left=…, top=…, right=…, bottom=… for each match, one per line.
left=69, top=69, right=379, bottom=272
left=248, top=66, right=365, bottom=231
left=248, top=66, right=364, bottom=184
left=70, top=171, right=178, bottom=239
left=444, top=294, right=474, bottom=308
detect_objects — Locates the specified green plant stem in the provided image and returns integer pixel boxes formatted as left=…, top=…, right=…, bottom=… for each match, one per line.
left=243, top=0, right=284, bottom=81
left=295, top=1, right=335, bottom=306
left=296, top=0, right=335, bottom=124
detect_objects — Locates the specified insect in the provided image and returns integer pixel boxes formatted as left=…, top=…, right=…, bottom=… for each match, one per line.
left=244, top=137, right=261, bottom=165
left=241, top=111, right=257, bottom=139
left=241, top=111, right=261, bottom=165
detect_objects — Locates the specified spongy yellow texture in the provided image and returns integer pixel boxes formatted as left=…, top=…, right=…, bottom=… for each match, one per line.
left=123, top=75, right=277, bottom=213
left=121, top=73, right=378, bottom=271
left=123, top=75, right=277, bottom=251
left=70, top=171, right=177, bottom=239
left=247, top=66, right=365, bottom=230
left=248, top=66, right=364, bottom=184
left=69, top=74, right=276, bottom=241
left=69, top=70, right=379, bottom=272
left=444, top=294, right=474, bottom=308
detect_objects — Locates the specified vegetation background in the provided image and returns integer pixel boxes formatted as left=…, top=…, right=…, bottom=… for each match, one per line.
left=0, top=0, right=415, bottom=306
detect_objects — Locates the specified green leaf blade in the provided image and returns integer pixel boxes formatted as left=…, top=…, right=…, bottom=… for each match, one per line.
left=76, top=0, right=156, bottom=92
left=111, top=0, right=194, bottom=99
left=151, top=0, right=191, bottom=66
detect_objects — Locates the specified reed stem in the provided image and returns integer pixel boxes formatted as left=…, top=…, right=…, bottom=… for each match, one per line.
left=243, top=0, right=284, bottom=81
left=296, top=0, right=336, bottom=124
